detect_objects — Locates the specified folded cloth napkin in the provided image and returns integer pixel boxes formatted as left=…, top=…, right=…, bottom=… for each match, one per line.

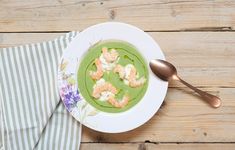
left=0, top=32, right=82, bottom=150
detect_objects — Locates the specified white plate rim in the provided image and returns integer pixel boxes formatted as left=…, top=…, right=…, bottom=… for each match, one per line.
left=58, top=22, right=168, bottom=133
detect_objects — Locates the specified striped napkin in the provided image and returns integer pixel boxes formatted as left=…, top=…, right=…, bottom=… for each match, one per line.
left=0, top=32, right=82, bottom=150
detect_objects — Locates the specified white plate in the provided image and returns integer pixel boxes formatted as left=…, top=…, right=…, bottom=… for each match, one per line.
left=58, top=22, right=168, bottom=133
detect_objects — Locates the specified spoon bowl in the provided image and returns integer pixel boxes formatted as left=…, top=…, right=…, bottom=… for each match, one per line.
left=150, top=59, right=177, bottom=81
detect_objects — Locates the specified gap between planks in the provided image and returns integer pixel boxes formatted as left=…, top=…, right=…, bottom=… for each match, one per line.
left=0, top=29, right=235, bottom=33
left=80, top=143, right=235, bottom=150
left=80, top=142, right=235, bottom=144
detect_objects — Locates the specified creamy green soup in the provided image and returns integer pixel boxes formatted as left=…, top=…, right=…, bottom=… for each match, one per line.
left=77, top=40, right=148, bottom=113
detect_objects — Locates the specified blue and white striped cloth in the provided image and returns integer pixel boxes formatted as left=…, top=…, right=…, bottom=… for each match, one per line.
left=0, top=32, right=82, bottom=150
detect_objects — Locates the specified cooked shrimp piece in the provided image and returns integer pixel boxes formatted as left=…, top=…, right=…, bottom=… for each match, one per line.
left=108, top=95, right=129, bottom=108
left=90, top=59, right=103, bottom=80
left=114, top=64, right=146, bottom=87
left=128, top=66, right=146, bottom=87
left=129, top=77, right=146, bottom=87
left=113, top=64, right=125, bottom=79
left=102, top=47, right=119, bottom=63
left=92, top=82, right=118, bottom=99
left=128, top=65, right=137, bottom=82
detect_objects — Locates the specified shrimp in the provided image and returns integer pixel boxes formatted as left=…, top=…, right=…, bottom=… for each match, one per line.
left=92, top=82, right=118, bottom=99
left=113, top=64, right=125, bottom=79
left=128, top=66, right=146, bottom=88
left=113, top=64, right=146, bottom=87
left=90, top=59, right=103, bottom=80
left=128, top=65, right=137, bottom=82
left=102, top=47, right=119, bottom=63
left=108, top=95, right=129, bottom=108
left=129, top=76, right=146, bottom=87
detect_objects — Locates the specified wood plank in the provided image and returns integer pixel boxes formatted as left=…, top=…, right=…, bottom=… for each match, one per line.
left=150, top=32, right=235, bottom=68
left=1, top=32, right=235, bottom=67
left=151, top=32, right=235, bottom=87
left=81, top=87, right=235, bottom=142
left=80, top=143, right=235, bottom=150
left=0, top=32, right=234, bottom=87
left=0, top=33, right=63, bottom=47
left=0, top=0, right=235, bottom=31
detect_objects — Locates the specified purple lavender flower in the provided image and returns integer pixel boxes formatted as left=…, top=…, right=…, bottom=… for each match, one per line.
left=61, top=84, right=81, bottom=112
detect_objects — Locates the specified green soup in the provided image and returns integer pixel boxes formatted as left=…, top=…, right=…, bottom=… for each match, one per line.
left=77, top=40, right=149, bottom=113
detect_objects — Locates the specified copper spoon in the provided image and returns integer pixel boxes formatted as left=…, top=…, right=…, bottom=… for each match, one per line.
left=149, top=59, right=221, bottom=108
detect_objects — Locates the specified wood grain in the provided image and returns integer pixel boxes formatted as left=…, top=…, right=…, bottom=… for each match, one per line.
left=0, top=0, right=235, bottom=32
left=1, top=32, right=234, bottom=87
left=80, top=143, right=235, bottom=150
left=0, top=33, right=234, bottom=143
left=1, top=0, right=234, bottom=149
left=81, top=87, right=235, bottom=142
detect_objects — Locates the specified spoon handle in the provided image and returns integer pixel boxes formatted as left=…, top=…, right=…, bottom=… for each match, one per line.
left=176, top=76, right=221, bottom=108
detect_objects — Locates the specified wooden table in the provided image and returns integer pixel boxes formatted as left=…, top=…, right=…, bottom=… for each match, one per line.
left=1, top=0, right=235, bottom=149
